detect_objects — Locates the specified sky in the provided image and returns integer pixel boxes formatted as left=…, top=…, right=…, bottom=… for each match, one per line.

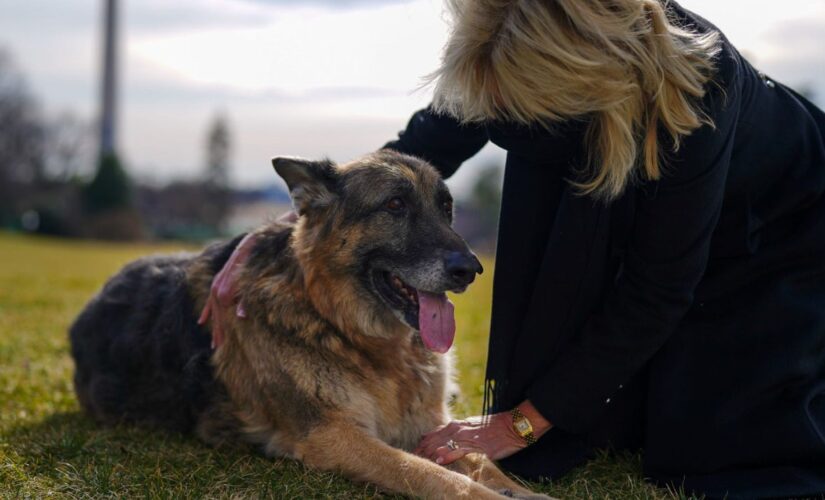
left=1, top=0, right=824, bottom=196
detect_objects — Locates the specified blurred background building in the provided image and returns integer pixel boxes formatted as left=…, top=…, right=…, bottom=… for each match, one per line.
left=0, top=0, right=823, bottom=250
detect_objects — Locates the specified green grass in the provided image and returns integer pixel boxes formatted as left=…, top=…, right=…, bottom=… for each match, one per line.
left=0, top=232, right=687, bottom=499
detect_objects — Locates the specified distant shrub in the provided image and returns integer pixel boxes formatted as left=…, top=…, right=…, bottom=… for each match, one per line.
left=82, top=153, right=132, bottom=214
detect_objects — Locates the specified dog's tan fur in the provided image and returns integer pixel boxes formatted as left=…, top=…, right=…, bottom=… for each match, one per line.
left=75, top=151, right=548, bottom=499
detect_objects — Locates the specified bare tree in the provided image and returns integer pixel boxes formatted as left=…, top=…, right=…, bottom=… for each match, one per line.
left=202, top=113, right=232, bottom=232
left=45, top=112, right=94, bottom=181
left=206, top=113, right=231, bottom=188
left=0, top=48, right=46, bottom=186
left=0, top=48, right=47, bottom=226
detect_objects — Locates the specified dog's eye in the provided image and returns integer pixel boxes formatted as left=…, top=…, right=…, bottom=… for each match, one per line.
left=443, top=200, right=453, bottom=218
left=385, top=197, right=405, bottom=213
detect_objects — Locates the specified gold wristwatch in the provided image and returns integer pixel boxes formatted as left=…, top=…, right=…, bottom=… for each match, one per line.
left=510, top=407, right=537, bottom=446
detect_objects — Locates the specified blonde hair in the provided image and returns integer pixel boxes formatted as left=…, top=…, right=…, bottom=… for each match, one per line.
left=429, top=0, right=721, bottom=200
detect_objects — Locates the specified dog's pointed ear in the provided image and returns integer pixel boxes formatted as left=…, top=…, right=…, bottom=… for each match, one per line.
left=272, top=157, right=338, bottom=215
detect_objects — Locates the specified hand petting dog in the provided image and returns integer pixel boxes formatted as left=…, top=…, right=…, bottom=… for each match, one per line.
left=415, top=413, right=526, bottom=465
left=416, top=401, right=553, bottom=466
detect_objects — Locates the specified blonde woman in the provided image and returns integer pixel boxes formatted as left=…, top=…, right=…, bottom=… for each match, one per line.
left=384, top=0, right=825, bottom=498
left=203, top=0, right=825, bottom=497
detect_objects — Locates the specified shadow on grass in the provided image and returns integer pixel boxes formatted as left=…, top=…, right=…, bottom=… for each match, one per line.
left=3, top=412, right=684, bottom=499
left=2, top=411, right=390, bottom=498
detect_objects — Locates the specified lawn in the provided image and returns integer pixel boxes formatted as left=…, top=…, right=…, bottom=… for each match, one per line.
left=0, top=232, right=687, bottom=499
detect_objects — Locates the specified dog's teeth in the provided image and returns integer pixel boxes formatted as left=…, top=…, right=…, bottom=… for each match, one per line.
left=389, top=275, right=420, bottom=304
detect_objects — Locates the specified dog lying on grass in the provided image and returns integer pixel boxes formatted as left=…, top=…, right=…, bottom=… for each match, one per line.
left=70, top=150, right=549, bottom=499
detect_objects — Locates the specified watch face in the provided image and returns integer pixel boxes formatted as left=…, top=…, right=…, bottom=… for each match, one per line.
left=515, top=419, right=531, bottom=434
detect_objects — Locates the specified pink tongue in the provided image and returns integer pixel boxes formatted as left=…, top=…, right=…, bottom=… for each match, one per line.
left=417, top=291, right=456, bottom=354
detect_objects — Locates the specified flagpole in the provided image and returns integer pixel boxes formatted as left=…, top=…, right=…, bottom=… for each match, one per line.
left=100, top=0, right=118, bottom=157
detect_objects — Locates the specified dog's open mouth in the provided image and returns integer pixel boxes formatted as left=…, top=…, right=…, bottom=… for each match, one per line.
left=373, top=270, right=456, bottom=353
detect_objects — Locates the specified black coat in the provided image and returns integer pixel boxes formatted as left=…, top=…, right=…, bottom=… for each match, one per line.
left=385, top=4, right=825, bottom=499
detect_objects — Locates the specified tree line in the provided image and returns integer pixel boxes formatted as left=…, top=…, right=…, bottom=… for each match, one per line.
left=0, top=47, right=232, bottom=241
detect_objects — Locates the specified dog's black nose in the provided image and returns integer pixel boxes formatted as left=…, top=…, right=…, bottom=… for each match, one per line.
left=445, top=252, right=483, bottom=286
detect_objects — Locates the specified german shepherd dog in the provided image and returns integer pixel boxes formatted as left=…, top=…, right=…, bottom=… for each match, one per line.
left=70, top=151, right=548, bottom=499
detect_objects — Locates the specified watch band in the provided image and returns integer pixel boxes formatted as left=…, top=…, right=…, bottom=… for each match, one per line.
left=510, top=407, right=537, bottom=446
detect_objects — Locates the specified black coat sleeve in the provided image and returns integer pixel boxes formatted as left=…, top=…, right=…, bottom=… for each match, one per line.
left=526, top=58, right=743, bottom=434
left=383, top=106, right=489, bottom=179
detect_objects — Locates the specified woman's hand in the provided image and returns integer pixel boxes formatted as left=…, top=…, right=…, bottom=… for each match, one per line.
left=414, top=413, right=525, bottom=465
left=197, top=210, right=297, bottom=348
left=414, top=401, right=553, bottom=466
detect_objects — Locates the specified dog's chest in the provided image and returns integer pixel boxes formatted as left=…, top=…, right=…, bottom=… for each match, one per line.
left=367, top=352, right=452, bottom=451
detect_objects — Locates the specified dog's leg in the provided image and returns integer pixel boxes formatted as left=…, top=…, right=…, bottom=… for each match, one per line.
left=451, top=454, right=556, bottom=500
left=294, top=421, right=510, bottom=499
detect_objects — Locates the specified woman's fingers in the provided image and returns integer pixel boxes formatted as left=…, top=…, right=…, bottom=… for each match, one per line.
left=415, top=412, right=526, bottom=465
left=433, top=444, right=475, bottom=465
left=418, top=432, right=481, bottom=462
left=416, top=435, right=447, bottom=460
left=415, top=420, right=481, bottom=459
left=416, top=423, right=453, bottom=453
left=419, top=429, right=447, bottom=448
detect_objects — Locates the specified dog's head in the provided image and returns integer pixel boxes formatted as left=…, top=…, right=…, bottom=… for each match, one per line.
left=272, top=150, right=482, bottom=353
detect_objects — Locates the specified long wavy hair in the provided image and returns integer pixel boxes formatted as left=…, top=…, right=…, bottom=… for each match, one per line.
left=429, top=0, right=721, bottom=200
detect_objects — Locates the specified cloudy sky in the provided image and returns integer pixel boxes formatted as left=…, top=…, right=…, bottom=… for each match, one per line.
left=1, top=0, right=824, bottom=195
